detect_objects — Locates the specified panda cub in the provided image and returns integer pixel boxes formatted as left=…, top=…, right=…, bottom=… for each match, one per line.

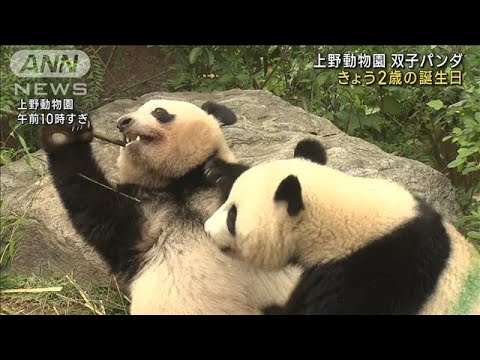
left=41, top=99, right=300, bottom=314
left=204, top=139, right=480, bottom=315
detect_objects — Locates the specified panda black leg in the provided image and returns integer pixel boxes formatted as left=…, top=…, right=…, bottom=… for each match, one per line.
left=204, top=157, right=249, bottom=202
left=262, top=304, right=286, bottom=315
left=41, top=123, right=142, bottom=276
left=294, top=139, right=327, bottom=165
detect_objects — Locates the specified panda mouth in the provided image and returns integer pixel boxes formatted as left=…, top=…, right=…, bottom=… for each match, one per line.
left=122, top=132, right=154, bottom=147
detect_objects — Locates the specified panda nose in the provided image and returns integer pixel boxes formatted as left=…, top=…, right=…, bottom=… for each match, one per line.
left=117, top=116, right=133, bottom=132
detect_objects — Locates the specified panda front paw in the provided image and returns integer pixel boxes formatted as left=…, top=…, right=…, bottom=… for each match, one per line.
left=41, top=122, right=93, bottom=153
left=204, top=157, right=230, bottom=186
left=204, top=157, right=250, bottom=201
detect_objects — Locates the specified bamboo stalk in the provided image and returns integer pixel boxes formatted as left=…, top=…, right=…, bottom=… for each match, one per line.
left=1, top=287, right=63, bottom=294
left=76, top=173, right=141, bottom=203
left=92, top=131, right=125, bottom=146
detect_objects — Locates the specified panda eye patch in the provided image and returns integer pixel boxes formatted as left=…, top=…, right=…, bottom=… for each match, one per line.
left=152, top=107, right=175, bottom=123
left=227, top=205, right=237, bottom=236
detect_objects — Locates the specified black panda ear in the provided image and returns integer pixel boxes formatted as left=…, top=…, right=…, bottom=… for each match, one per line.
left=294, top=139, right=327, bottom=165
left=201, top=101, right=237, bottom=125
left=274, top=175, right=304, bottom=216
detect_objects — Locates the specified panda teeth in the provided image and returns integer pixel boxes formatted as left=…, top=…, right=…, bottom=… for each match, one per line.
left=124, top=135, right=143, bottom=147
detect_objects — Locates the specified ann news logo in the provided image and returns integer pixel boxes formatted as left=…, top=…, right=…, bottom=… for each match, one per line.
left=9, top=49, right=91, bottom=126
left=9, top=50, right=90, bottom=78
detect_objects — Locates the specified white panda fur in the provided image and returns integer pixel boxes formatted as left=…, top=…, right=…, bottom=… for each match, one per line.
left=204, top=139, right=480, bottom=315
left=41, top=99, right=300, bottom=314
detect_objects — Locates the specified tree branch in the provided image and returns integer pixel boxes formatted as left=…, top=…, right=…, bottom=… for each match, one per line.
left=260, top=47, right=289, bottom=90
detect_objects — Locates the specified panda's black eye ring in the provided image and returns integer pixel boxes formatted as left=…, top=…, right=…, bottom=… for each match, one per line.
left=152, top=107, right=175, bottom=123
left=227, top=204, right=237, bottom=236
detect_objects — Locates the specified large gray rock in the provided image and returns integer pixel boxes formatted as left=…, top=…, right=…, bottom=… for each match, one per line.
left=1, top=89, right=462, bottom=285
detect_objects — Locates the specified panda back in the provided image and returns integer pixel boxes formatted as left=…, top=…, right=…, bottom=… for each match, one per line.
left=420, top=222, right=480, bottom=315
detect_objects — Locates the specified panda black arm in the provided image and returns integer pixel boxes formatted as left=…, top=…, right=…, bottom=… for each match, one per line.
left=263, top=265, right=344, bottom=315
left=41, top=124, right=143, bottom=276
left=204, top=157, right=250, bottom=202
left=201, top=101, right=237, bottom=125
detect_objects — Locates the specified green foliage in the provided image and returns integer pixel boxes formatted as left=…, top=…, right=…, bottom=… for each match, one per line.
left=168, top=46, right=275, bottom=91
left=427, top=99, right=445, bottom=111
left=0, top=206, right=28, bottom=268
left=443, top=93, right=480, bottom=177
left=0, top=121, right=40, bottom=171
left=83, top=49, right=106, bottom=109
left=455, top=185, right=480, bottom=248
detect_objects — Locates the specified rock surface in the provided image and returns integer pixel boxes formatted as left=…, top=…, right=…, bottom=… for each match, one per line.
left=1, top=89, right=462, bottom=285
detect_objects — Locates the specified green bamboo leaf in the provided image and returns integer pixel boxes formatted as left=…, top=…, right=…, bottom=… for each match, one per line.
left=447, top=158, right=464, bottom=168
left=467, top=231, right=480, bottom=239
left=383, top=96, right=402, bottom=115
left=189, top=47, right=202, bottom=65
left=427, top=100, right=445, bottom=111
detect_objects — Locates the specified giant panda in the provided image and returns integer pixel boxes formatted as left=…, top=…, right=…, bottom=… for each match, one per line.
left=203, top=138, right=480, bottom=315
left=40, top=99, right=300, bottom=314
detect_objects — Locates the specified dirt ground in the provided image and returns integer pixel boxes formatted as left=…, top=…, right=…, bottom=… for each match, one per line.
left=94, top=45, right=177, bottom=100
